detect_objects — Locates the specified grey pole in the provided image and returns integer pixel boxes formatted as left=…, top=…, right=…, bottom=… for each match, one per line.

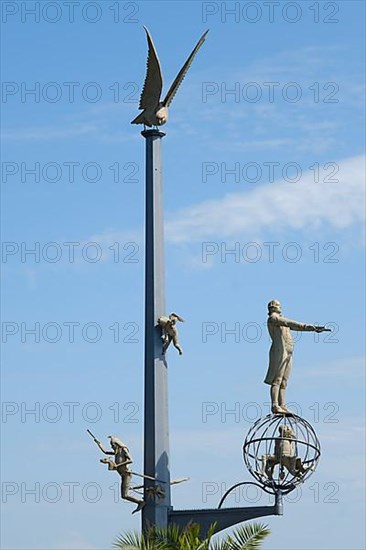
left=141, top=129, right=171, bottom=531
left=139, top=128, right=283, bottom=535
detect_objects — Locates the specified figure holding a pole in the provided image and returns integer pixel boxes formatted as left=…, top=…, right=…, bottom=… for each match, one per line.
left=87, top=430, right=188, bottom=514
left=87, top=430, right=145, bottom=513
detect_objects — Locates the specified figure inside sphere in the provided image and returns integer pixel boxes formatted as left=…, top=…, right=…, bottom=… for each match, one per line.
left=260, top=425, right=313, bottom=481
left=264, top=300, right=330, bottom=414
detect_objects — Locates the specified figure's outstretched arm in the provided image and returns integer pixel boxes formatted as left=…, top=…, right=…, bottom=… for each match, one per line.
left=271, top=315, right=317, bottom=332
left=87, top=430, right=114, bottom=454
left=96, top=442, right=114, bottom=455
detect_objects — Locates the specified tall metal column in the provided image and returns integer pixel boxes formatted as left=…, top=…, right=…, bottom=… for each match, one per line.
left=139, top=129, right=283, bottom=537
left=141, top=129, right=171, bottom=531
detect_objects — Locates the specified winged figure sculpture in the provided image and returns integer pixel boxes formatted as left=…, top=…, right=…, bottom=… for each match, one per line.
left=131, top=27, right=209, bottom=128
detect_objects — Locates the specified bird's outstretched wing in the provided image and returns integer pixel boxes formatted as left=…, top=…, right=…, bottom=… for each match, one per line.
left=138, top=26, right=163, bottom=110
left=163, top=30, right=209, bottom=108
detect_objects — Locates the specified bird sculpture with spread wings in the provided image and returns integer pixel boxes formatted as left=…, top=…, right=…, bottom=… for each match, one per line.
left=131, top=27, right=209, bottom=128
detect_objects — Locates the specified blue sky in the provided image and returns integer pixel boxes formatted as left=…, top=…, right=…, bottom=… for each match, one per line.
left=1, top=1, right=365, bottom=549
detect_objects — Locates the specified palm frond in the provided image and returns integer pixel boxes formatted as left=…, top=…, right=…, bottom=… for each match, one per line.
left=113, top=530, right=167, bottom=550
left=226, top=523, right=270, bottom=550
left=113, top=531, right=142, bottom=549
left=113, top=521, right=270, bottom=550
left=209, top=538, right=231, bottom=550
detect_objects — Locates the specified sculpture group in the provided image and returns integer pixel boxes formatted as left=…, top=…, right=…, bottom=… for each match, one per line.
left=252, top=299, right=330, bottom=486
left=87, top=26, right=330, bottom=518
left=89, top=298, right=330, bottom=508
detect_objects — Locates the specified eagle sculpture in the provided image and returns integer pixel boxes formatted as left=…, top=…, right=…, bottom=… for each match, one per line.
left=131, top=27, right=209, bottom=128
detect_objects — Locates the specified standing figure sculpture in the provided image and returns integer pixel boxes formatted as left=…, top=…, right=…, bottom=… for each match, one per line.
left=158, top=313, right=184, bottom=355
left=264, top=300, right=330, bottom=414
left=89, top=432, right=145, bottom=514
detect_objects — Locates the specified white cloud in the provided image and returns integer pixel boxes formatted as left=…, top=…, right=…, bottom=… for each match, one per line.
left=79, top=229, right=142, bottom=263
left=176, top=44, right=364, bottom=152
left=166, top=155, right=365, bottom=244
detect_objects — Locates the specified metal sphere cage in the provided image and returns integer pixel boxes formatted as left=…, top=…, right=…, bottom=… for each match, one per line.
left=243, top=413, right=321, bottom=494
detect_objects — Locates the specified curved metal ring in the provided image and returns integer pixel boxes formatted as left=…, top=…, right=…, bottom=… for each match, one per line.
left=218, top=481, right=276, bottom=509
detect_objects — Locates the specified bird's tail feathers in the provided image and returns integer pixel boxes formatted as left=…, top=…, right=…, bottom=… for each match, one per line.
left=131, top=113, right=146, bottom=125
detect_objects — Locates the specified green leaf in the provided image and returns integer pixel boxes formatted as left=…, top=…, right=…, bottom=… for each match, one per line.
left=113, top=522, right=270, bottom=550
left=226, top=523, right=271, bottom=550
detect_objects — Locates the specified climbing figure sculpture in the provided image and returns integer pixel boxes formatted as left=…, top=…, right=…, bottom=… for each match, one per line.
left=158, top=313, right=184, bottom=355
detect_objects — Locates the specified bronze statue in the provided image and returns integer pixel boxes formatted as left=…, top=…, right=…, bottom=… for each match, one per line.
left=264, top=300, right=330, bottom=414
left=261, top=425, right=313, bottom=480
left=88, top=431, right=145, bottom=513
left=131, top=27, right=208, bottom=128
left=158, top=313, right=184, bottom=355
left=87, top=430, right=188, bottom=512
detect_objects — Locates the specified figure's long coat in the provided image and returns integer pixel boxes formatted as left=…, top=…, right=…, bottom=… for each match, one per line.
left=264, top=313, right=313, bottom=385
